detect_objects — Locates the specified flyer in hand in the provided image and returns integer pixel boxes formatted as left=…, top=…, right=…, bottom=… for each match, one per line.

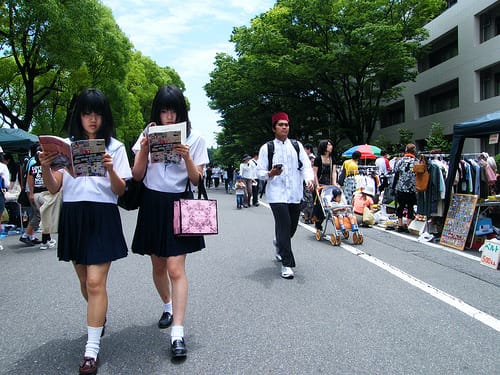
left=38, top=135, right=107, bottom=178
left=148, top=122, right=186, bottom=164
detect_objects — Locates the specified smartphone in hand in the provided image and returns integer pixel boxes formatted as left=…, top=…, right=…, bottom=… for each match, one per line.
left=273, top=164, right=283, bottom=169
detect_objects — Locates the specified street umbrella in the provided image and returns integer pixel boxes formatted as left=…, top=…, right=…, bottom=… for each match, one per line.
left=342, top=144, right=381, bottom=159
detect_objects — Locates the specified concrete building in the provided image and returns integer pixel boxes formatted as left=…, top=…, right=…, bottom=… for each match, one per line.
left=374, top=0, right=500, bottom=155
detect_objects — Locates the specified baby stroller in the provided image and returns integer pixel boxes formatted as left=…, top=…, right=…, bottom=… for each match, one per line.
left=313, top=185, right=363, bottom=246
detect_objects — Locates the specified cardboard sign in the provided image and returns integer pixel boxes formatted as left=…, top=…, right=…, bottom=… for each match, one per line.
left=479, top=239, right=500, bottom=270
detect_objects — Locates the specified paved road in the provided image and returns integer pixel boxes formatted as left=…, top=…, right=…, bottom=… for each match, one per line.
left=1, top=187, right=499, bottom=374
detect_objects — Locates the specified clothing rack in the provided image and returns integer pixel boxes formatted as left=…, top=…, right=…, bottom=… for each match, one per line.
left=418, top=152, right=450, bottom=160
left=461, top=152, right=485, bottom=158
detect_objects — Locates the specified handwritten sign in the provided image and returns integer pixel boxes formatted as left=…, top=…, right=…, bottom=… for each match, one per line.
left=480, top=239, right=500, bottom=270
left=440, top=194, right=478, bottom=250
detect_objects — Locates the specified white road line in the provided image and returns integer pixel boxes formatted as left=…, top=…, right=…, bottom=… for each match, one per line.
left=294, top=214, right=500, bottom=333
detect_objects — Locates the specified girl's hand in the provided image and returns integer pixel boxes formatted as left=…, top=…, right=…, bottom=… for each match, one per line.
left=173, top=143, right=191, bottom=161
left=38, top=151, right=59, bottom=168
left=102, top=152, right=114, bottom=173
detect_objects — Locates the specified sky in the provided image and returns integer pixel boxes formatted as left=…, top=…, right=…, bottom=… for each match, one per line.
left=101, top=0, right=276, bottom=147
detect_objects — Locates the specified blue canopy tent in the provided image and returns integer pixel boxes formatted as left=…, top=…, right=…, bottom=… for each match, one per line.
left=444, top=111, right=500, bottom=216
left=0, top=128, right=39, bottom=153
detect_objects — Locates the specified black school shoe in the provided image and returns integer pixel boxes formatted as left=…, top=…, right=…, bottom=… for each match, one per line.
left=171, top=338, right=187, bottom=358
left=158, top=312, right=173, bottom=329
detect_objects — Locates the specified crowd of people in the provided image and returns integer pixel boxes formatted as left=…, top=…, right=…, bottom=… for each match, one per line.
left=4, top=87, right=491, bottom=375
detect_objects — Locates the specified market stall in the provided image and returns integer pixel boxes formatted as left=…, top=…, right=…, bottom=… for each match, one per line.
left=442, top=112, right=500, bottom=253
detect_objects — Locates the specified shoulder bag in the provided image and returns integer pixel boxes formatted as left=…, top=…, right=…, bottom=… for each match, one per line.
left=173, top=176, right=218, bottom=236
left=118, top=167, right=146, bottom=211
left=413, top=155, right=430, bottom=192
left=118, top=178, right=144, bottom=210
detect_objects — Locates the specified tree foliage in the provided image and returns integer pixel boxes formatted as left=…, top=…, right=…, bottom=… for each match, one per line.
left=424, top=122, right=451, bottom=152
left=206, top=0, right=445, bottom=156
left=1, top=0, right=130, bottom=132
left=0, top=0, right=186, bottom=156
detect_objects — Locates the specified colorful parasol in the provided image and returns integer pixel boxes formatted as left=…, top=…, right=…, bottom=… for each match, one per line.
left=342, top=144, right=382, bottom=159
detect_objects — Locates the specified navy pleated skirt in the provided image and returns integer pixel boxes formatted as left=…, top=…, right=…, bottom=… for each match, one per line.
left=57, top=201, right=128, bottom=265
left=132, top=187, right=205, bottom=257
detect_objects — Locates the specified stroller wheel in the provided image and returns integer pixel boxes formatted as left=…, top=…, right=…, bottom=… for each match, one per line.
left=343, top=230, right=349, bottom=240
left=335, top=234, right=342, bottom=246
left=315, top=230, right=322, bottom=241
left=330, top=234, right=336, bottom=246
left=357, top=234, right=364, bottom=244
left=353, top=232, right=359, bottom=244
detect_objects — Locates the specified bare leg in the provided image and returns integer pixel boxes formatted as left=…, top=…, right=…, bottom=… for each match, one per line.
left=74, top=263, right=110, bottom=326
left=167, top=254, right=188, bottom=326
left=151, top=255, right=172, bottom=303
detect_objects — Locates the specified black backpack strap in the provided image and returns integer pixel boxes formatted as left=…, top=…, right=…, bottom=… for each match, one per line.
left=291, top=139, right=303, bottom=170
left=267, top=141, right=274, bottom=171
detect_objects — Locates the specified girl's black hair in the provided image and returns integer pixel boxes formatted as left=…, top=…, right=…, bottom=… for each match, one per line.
left=69, top=88, right=115, bottom=147
left=317, top=139, right=333, bottom=157
left=150, top=85, right=191, bottom=137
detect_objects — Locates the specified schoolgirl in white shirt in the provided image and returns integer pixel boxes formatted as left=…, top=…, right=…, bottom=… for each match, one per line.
left=131, top=85, right=209, bottom=358
left=39, top=88, right=132, bottom=375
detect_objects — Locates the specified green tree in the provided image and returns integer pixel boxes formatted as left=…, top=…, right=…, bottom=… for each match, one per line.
left=0, top=0, right=132, bottom=133
left=424, top=122, right=451, bottom=152
left=206, top=0, right=445, bottom=152
left=398, top=127, right=413, bottom=151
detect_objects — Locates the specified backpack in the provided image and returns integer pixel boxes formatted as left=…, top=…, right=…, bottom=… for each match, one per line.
left=267, top=139, right=303, bottom=171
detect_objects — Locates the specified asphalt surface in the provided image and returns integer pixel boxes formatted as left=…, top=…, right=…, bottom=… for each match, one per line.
left=1, top=187, right=499, bottom=374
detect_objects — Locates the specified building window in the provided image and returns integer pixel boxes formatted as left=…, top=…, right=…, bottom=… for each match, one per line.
left=479, top=3, right=500, bottom=43
left=479, top=63, right=500, bottom=100
left=417, top=79, right=459, bottom=117
left=418, top=28, right=458, bottom=73
left=380, top=101, right=405, bottom=128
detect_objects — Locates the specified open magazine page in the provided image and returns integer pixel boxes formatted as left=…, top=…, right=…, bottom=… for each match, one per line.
left=39, top=135, right=106, bottom=177
left=71, top=139, right=106, bottom=177
left=148, top=122, right=186, bottom=164
left=38, top=135, right=73, bottom=171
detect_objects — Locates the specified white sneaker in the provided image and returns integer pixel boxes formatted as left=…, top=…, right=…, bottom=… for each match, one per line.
left=273, top=239, right=282, bottom=262
left=40, top=239, right=57, bottom=250
left=281, top=266, right=294, bottom=279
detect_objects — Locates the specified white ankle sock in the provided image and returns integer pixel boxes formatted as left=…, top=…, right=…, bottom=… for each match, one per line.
left=170, top=325, right=184, bottom=343
left=84, top=326, right=103, bottom=359
left=164, top=301, right=172, bottom=314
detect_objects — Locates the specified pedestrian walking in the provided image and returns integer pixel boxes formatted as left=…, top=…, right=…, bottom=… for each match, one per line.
left=131, top=85, right=209, bottom=358
left=39, top=88, right=132, bottom=375
left=257, top=111, right=314, bottom=279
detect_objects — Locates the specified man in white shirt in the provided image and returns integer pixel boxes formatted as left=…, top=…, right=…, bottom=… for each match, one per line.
left=257, top=112, right=314, bottom=279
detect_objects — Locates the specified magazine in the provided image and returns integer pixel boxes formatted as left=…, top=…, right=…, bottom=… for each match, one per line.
left=148, top=122, right=186, bottom=164
left=38, top=135, right=107, bottom=178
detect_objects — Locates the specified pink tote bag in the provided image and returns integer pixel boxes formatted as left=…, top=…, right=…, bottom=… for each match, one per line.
left=173, top=177, right=218, bottom=236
